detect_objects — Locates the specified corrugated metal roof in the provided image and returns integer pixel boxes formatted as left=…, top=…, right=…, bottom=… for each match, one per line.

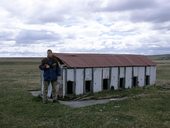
left=53, top=53, right=156, bottom=68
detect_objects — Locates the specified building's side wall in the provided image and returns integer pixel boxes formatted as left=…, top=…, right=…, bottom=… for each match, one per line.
left=125, top=67, right=132, bottom=88
left=138, top=67, right=145, bottom=87
left=93, top=68, right=102, bottom=92
left=60, top=65, right=156, bottom=96
left=75, top=69, right=84, bottom=95
left=150, top=66, right=156, bottom=85
left=110, top=67, right=118, bottom=90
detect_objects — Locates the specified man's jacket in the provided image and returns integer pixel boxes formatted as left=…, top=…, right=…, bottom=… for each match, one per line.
left=39, top=57, right=60, bottom=81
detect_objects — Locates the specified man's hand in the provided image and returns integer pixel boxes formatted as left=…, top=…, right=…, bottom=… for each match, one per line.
left=45, top=64, right=50, bottom=68
left=52, top=63, right=57, bottom=67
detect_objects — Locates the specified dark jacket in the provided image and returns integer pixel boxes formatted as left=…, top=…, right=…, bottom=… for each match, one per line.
left=39, top=57, right=60, bottom=81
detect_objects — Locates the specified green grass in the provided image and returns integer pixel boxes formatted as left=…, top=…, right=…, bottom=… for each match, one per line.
left=0, top=58, right=170, bottom=128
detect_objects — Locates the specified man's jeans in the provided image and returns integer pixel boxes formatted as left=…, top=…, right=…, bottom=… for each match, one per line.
left=43, top=80, right=58, bottom=103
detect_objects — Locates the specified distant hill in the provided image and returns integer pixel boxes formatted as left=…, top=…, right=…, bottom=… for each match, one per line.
left=148, top=54, right=170, bottom=60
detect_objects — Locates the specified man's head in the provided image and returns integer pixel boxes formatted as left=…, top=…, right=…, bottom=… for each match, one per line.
left=47, top=49, right=53, bottom=58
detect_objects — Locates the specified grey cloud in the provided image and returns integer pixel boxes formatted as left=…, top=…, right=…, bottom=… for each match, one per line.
left=130, top=6, right=170, bottom=23
left=0, top=31, right=14, bottom=41
left=59, top=45, right=170, bottom=55
left=0, top=51, right=41, bottom=57
left=99, top=45, right=170, bottom=55
left=0, top=0, right=67, bottom=24
left=152, top=22, right=170, bottom=31
left=130, top=46, right=170, bottom=55
left=92, top=0, right=170, bottom=24
left=66, top=34, right=76, bottom=39
left=1, top=0, right=169, bottom=24
left=109, top=29, right=137, bottom=36
left=15, top=30, right=61, bottom=43
left=95, top=0, right=155, bottom=12
left=28, top=11, right=66, bottom=24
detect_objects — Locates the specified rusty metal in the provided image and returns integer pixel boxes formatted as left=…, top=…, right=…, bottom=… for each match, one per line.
left=53, top=53, right=156, bottom=68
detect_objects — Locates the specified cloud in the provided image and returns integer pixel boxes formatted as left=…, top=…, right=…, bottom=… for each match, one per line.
left=15, top=30, right=61, bottom=43
left=0, top=0, right=170, bottom=57
left=0, top=31, right=14, bottom=41
left=152, top=22, right=170, bottom=31
left=1, top=0, right=170, bottom=24
left=130, top=5, right=170, bottom=23
left=97, top=0, right=155, bottom=12
left=92, top=0, right=170, bottom=24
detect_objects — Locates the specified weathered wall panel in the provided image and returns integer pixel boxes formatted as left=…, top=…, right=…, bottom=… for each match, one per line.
left=110, top=67, right=118, bottom=90
left=133, top=67, right=138, bottom=77
left=103, top=68, right=110, bottom=79
left=125, top=67, right=132, bottom=88
left=75, top=69, right=84, bottom=95
left=146, top=66, right=151, bottom=76
left=138, top=67, right=145, bottom=87
left=120, top=67, right=125, bottom=78
left=67, top=69, right=74, bottom=81
left=93, top=68, right=102, bottom=92
left=85, top=68, right=92, bottom=80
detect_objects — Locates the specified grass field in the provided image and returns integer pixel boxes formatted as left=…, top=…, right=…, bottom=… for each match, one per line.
left=0, top=58, right=170, bottom=128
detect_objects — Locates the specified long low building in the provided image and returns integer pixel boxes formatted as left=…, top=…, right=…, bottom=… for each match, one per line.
left=40, top=53, right=156, bottom=97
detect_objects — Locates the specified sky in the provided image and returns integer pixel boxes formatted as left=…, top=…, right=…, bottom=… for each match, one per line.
left=0, top=0, right=170, bottom=57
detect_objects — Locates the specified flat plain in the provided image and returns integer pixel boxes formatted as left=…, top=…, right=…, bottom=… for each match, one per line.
left=0, top=57, right=170, bottom=128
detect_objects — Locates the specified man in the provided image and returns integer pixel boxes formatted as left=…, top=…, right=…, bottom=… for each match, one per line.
left=39, top=49, right=59, bottom=103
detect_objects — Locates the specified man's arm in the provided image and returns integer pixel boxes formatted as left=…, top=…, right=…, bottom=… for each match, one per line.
left=39, top=64, right=45, bottom=70
left=39, top=63, right=45, bottom=70
left=51, top=58, right=59, bottom=68
left=39, top=58, right=49, bottom=70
